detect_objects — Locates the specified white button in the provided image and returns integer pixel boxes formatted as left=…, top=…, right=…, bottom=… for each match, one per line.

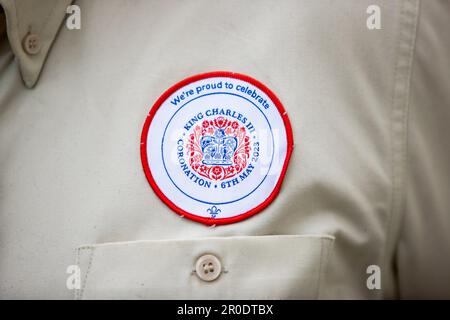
left=195, top=254, right=222, bottom=282
left=22, top=33, right=41, bottom=55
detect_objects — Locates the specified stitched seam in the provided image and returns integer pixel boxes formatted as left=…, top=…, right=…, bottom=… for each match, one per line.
left=382, top=0, right=420, bottom=298
left=390, top=0, right=420, bottom=297
left=77, top=246, right=95, bottom=300
left=74, top=247, right=80, bottom=300
left=316, top=238, right=333, bottom=300
left=315, top=239, right=324, bottom=299
left=383, top=0, right=404, bottom=299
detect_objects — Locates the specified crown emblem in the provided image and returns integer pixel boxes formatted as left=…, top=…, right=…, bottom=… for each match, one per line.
left=200, top=128, right=238, bottom=166
left=186, top=116, right=251, bottom=181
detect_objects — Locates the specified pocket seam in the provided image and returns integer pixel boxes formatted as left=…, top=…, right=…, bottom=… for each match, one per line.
left=316, top=237, right=335, bottom=299
left=75, top=245, right=95, bottom=300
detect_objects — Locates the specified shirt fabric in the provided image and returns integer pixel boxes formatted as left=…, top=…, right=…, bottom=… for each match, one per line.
left=0, top=0, right=449, bottom=299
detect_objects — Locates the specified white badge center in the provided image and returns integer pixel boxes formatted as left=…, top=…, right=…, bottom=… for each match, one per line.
left=143, top=75, right=289, bottom=223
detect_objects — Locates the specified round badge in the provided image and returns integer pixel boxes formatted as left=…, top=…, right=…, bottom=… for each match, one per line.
left=140, top=71, right=293, bottom=225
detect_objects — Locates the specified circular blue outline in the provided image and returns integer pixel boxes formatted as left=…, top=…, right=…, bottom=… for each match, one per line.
left=160, top=91, right=275, bottom=205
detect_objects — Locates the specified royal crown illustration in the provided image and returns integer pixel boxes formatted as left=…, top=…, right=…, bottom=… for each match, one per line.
left=187, top=117, right=251, bottom=181
left=200, top=128, right=238, bottom=166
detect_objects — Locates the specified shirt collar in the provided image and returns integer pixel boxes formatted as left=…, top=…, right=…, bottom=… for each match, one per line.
left=0, top=0, right=72, bottom=88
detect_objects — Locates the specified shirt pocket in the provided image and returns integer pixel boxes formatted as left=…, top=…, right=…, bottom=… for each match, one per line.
left=74, top=235, right=334, bottom=299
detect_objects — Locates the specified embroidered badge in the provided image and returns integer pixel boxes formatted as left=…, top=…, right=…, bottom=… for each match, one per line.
left=141, top=72, right=293, bottom=225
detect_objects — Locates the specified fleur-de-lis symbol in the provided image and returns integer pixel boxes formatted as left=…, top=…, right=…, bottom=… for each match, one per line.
left=207, top=205, right=221, bottom=218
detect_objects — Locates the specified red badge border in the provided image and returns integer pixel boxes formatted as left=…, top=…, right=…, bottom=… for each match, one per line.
left=140, top=71, right=294, bottom=226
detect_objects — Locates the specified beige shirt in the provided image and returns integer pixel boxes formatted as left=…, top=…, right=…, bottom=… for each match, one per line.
left=0, top=0, right=449, bottom=299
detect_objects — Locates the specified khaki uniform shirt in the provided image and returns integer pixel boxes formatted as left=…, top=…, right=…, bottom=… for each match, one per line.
left=0, top=0, right=449, bottom=299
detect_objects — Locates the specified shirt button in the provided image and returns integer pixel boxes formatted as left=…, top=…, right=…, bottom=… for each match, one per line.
left=22, top=33, right=41, bottom=55
left=195, top=254, right=222, bottom=282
